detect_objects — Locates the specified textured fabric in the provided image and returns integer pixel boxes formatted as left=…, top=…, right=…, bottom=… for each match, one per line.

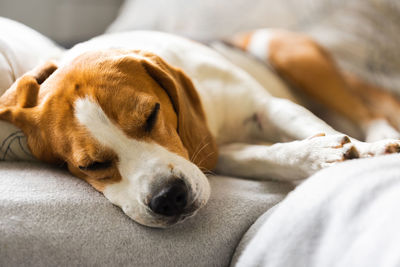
left=233, top=154, right=400, bottom=267
left=0, top=162, right=292, bottom=267
left=230, top=204, right=279, bottom=266
left=0, top=122, right=35, bottom=161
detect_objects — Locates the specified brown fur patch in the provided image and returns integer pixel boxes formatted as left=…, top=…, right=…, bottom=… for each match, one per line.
left=267, top=30, right=375, bottom=126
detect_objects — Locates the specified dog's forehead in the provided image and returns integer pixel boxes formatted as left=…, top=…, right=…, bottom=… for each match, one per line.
left=82, top=54, right=161, bottom=94
left=44, top=51, right=161, bottom=110
left=68, top=49, right=149, bottom=72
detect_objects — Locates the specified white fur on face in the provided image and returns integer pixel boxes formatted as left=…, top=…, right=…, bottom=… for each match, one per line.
left=74, top=97, right=210, bottom=228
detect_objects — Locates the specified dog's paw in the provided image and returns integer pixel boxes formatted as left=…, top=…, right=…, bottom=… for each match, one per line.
left=296, top=134, right=359, bottom=176
left=355, top=139, right=400, bottom=157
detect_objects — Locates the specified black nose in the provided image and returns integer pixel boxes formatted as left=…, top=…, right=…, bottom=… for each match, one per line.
left=149, top=180, right=188, bottom=217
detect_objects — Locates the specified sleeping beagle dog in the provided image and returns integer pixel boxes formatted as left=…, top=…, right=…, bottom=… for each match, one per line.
left=1, top=31, right=399, bottom=228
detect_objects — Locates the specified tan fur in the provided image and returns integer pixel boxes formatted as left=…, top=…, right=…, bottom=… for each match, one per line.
left=0, top=50, right=218, bottom=192
left=230, top=31, right=253, bottom=51
left=0, top=61, right=57, bottom=108
left=344, top=73, right=400, bottom=130
left=267, top=30, right=376, bottom=126
left=140, top=51, right=218, bottom=171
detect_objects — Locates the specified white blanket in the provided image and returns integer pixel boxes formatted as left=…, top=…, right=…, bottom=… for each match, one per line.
left=234, top=154, right=400, bottom=267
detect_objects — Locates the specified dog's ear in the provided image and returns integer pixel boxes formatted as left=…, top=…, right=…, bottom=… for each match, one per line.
left=138, top=51, right=218, bottom=171
left=0, top=61, right=57, bottom=134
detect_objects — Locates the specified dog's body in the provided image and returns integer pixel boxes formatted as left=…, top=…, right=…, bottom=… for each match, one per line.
left=61, top=32, right=362, bottom=178
left=1, top=31, right=400, bottom=228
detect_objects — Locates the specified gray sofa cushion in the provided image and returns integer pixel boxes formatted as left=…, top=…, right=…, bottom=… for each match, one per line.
left=0, top=162, right=292, bottom=267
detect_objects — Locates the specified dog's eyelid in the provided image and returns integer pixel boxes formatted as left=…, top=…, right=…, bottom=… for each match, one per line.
left=79, top=160, right=112, bottom=171
left=144, top=102, right=160, bottom=132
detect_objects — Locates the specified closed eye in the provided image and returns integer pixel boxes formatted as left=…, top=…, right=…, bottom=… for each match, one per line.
left=145, top=103, right=160, bottom=132
left=79, top=161, right=112, bottom=171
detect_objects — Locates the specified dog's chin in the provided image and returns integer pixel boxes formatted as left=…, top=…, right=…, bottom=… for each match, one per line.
left=143, top=210, right=199, bottom=229
left=104, top=166, right=211, bottom=228
left=132, top=193, right=210, bottom=229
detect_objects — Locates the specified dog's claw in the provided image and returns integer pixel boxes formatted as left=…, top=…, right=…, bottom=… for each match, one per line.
left=385, top=143, right=400, bottom=154
left=344, top=145, right=359, bottom=160
left=307, top=133, right=326, bottom=139
left=341, top=136, right=351, bottom=145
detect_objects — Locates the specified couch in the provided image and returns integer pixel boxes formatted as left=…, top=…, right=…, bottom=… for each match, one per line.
left=1, top=1, right=400, bottom=266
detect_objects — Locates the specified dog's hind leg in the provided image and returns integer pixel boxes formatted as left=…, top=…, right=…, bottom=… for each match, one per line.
left=267, top=31, right=400, bottom=142
left=233, top=29, right=400, bottom=142
left=344, top=74, right=400, bottom=142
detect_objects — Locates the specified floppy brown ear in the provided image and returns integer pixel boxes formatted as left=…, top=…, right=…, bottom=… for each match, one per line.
left=0, top=61, right=57, bottom=107
left=0, top=61, right=57, bottom=135
left=138, top=51, right=218, bottom=171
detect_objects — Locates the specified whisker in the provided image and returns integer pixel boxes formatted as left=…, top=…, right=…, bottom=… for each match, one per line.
left=192, top=141, right=211, bottom=166
left=190, top=135, right=208, bottom=160
left=190, top=136, right=209, bottom=163
left=196, top=150, right=216, bottom=172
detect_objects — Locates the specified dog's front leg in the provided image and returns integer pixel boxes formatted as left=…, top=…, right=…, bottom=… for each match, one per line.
left=250, top=96, right=342, bottom=142
left=216, top=134, right=358, bottom=181
left=251, top=96, right=400, bottom=158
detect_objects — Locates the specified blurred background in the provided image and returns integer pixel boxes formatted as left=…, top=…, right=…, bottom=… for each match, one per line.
left=0, top=0, right=123, bottom=47
left=0, top=0, right=399, bottom=93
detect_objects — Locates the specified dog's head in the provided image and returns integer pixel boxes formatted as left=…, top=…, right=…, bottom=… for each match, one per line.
left=0, top=50, right=218, bottom=228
